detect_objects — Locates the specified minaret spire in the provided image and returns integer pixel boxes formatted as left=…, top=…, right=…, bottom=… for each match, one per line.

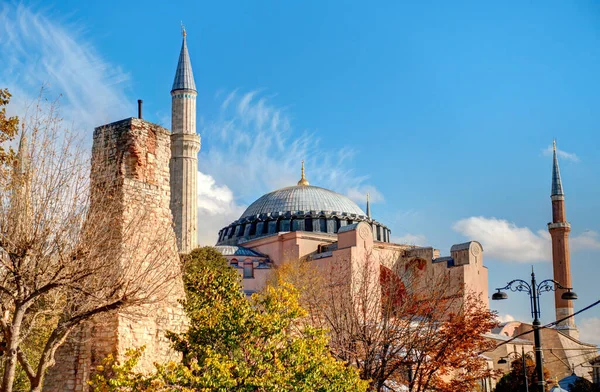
left=171, top=25, right=196, bottom=94
left=170, top=28, right=201, bottom=253
left=551, top=140, right=564, bottom=197
left=366, top=193, right=371, bottom=218
left=547, top=140, right=576, bottom=337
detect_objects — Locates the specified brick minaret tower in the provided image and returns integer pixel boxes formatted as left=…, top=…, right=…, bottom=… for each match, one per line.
left=170, top=26, right=200, bottom=253
left=548, top=140, right=577, bottom=337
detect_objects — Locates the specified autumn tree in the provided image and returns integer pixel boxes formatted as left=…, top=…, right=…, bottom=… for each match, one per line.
left=0, top=89, right=19, bottom=171
left=274, top=253, right=499, bottom=392
left=0, top=93, right=179, bottom=392
left=493, top=354, right=550, bottom=392
left=90, top=247, right=368, bottom=392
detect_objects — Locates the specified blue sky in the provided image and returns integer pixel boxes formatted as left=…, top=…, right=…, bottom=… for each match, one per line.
left=1, top=1, right=599, bottom=348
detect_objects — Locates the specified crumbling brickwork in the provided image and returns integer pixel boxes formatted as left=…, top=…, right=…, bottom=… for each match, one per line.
left=43, top=118, right=187, bottom=391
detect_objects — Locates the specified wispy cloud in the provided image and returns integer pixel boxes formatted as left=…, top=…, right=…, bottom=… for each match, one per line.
left=197, top=90, right=383, bottom=244
left=578, top=317, right=600, bottom=345
left=0, top=4, right=130, bottom=134
left=542, top=144, right=580, bottom=162
left=571, top=230, right=600, bottom=250
left=453, top=217, right=600, bottom=263
left=346, top=186, right=384, bottom=205
left=392, top=233, right=427, bottom=246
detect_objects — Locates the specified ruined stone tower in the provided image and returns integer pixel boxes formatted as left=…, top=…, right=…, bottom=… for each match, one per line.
left=548, top=140, right=577, bottom=337
left=170, top=27, right=200, bottom=253
left=43, top=118, right=186, bottom=391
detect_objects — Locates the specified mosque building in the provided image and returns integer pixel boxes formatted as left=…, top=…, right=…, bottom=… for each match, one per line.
left=44, top=29, right=597, bottom=391
left=170, top=31, right=597, bottom=386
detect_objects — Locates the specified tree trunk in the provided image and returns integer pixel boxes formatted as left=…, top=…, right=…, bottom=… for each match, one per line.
left=2, top=309, right=24, bottom=392
left=2, top=346, right=18, bottom=392
left=29, top=374, right=45, bottom=392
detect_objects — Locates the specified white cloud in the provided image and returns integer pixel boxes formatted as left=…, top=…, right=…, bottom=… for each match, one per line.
left=578, top=317, right=600, bottom=345
left=196, top=90, right=383, bottom=244
left=542, top=144, right=580, bottom=162
left=197, top=171, right=246, bottom=246
left=392, top=233, right=427, bottom=246
left=497, top=314, right=516, bottom=323
left=453, top=217, right=600, bottom=263
left=0, top=4, right=130, bottom=134
left=452, top=217, right=551, bottom=262
left=571, top=230, right=600, bottom=251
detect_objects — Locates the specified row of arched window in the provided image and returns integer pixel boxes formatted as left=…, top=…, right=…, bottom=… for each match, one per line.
left=218, top=216, right=390, bottom=243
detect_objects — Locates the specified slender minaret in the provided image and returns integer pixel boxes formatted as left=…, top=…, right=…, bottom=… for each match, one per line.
left=548, top=140, right=577, bottom=336
left=366, top=193, right=371, bottom=218
left=170, top=26, right=200, bottom=253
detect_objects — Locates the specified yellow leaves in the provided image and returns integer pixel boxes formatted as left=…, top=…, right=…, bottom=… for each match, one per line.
left=90, top=247, right=367, bottom=391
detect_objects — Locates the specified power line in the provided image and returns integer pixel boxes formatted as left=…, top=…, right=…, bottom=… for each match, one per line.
left=484, top=298, right=600, bottom=353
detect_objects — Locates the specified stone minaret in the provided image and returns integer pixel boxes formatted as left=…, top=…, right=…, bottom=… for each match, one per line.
left=548, top=140, right=577, bottom=336
left=170, top=27, right=200, bottom=253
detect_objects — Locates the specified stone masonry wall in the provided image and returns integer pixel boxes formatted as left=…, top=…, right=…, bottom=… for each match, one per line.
left=43, top=118, right=187, bottom=391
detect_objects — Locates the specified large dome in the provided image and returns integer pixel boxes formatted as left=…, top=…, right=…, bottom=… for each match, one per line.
left=240, top=185, right=365, bottom=218
left=216, top=163, right=390, bottom=245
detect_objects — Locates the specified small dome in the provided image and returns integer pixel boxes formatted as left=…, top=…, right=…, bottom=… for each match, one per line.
left=240, top=185, right=365, bottom=219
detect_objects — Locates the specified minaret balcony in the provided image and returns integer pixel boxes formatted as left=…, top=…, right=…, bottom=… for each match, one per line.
left=548, top=222, right=571, bottom=230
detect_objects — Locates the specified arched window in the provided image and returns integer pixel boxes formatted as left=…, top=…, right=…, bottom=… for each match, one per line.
left=305, top=217, right=313, bottom=232
left=243, top=259, right=254, bottom=278
left=230, top=258, right=239, bottom=268
left=319, top=217, right=327, bottom=232
left=237, top=224, right=245, bottom=237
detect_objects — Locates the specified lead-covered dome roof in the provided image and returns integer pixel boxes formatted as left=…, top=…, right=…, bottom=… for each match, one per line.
left=240, top=185, right=365, bottom=219
left=216, top=163, right=390, bottom=245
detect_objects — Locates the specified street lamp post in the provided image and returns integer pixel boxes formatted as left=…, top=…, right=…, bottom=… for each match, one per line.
left=498, top=346, right=535, bottom=392
left=492, top=268, right=577, bottom=392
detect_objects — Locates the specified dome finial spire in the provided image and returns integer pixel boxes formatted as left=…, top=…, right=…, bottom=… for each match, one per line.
left=297, top=160, right=309, bottom=186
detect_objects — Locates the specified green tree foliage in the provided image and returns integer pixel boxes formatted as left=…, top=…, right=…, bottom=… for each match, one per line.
left=90, top=247, right=368, bottom=392
left=493, top=354, right=550, bottom=392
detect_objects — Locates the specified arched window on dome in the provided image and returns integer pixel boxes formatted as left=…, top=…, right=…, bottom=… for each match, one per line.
left=249, top=222, right=257, bottom=236
left=319, top=217, right=327, bottom=233
left=275, top=218, right=282, bottom=232
left=237, top=224, right=245, bottom=237
left=304, top=217, right=313, bottom=232
left=243, top=259, right=254, bottom=279
left=334, top=217, right=341, bottom=231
